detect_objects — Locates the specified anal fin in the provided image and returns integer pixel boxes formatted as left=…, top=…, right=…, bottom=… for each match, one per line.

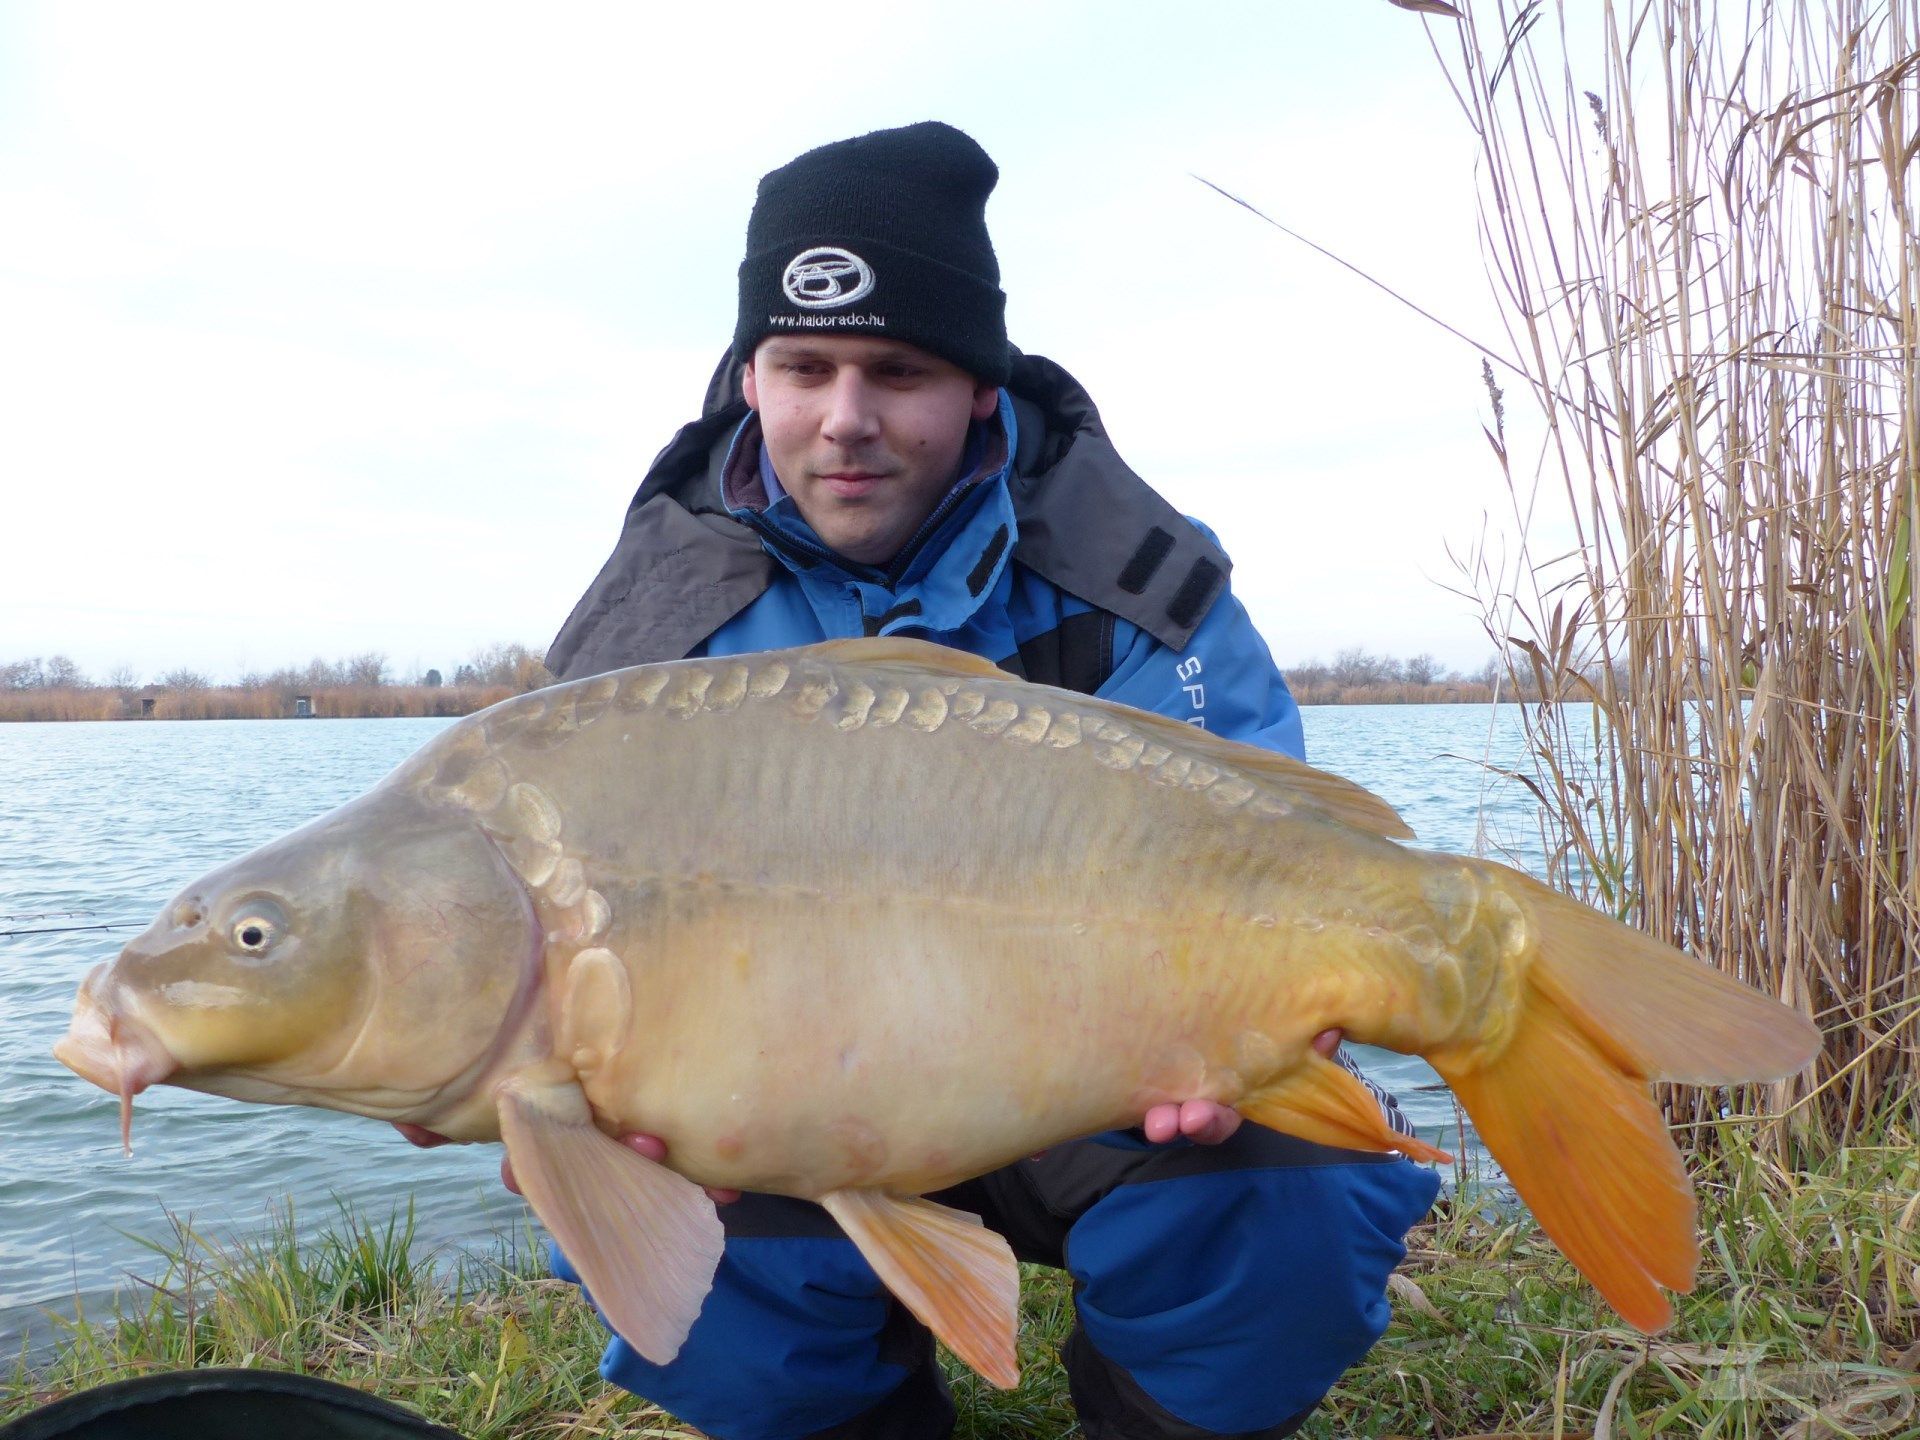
left=820, top=1188, right=1021, bottom=1390
left=1237, top=1052, right=1452, bottom=1164
left=498, top=1076, right=723, bottom=1364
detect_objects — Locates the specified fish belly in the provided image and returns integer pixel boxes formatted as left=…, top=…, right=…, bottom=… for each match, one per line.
left=584, top=891, right=1303, bottom=1196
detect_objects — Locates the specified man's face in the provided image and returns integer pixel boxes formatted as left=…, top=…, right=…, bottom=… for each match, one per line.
left=745, top=336, right=1001, bottom=566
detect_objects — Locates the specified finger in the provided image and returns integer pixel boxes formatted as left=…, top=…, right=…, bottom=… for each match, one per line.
left=619, top=1133, right=669, bottom=1163
left=1180, top=1100, right=1242, bottom=1145
left=392, top=1121, right=452, bottom=1149
left=616, top=1131, right=731, bottom=1201
left=1141, top=1103, right=1181, bottom=1144
left=499, top=1154, right=521, bottom=1196
left=1311, top=1027, right=1344, bottom=1059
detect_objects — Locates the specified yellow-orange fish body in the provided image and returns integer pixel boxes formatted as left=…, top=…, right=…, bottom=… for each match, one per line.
left=56, top=638, right=1817, bottom=1386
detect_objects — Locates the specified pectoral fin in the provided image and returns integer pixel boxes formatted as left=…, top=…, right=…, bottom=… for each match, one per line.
left=497, top=1076, right=723, bottom=1364
left=1236, top=1052, right=1452, bottom=1164
left=820, top=1188, right=1021, bottom=1390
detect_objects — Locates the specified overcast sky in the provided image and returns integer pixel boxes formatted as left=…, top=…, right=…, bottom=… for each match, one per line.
left=0, top=1, right=1554, bottom=684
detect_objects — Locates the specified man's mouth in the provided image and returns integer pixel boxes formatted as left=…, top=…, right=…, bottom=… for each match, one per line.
left=819, top=471, right=887, bottom=498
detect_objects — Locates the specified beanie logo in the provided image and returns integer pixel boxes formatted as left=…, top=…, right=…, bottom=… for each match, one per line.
left=782, top=247, right=876, bottom=309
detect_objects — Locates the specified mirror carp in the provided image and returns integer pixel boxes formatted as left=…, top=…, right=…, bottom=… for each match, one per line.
left=55, top=637, right=1818, bottom=1386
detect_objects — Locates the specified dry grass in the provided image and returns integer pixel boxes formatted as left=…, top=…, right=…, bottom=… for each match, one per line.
left=1431, top=0, right=1917, bottom=1143
left=1288, top=678, right=1500, bottom=705
left=0, top=685, right=522, bottom=723
left=0, top=689, right=127, bottom=722
left=0, top=644, right=555, bottom=721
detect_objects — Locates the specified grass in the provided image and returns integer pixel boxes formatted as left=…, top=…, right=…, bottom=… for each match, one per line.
left=6, top=1111, right=1916, bottom=1438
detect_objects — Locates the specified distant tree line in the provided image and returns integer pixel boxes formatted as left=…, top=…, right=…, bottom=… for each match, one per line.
left=1275, top=648, right=1541, bottom=705
left=1, top=655, right=96, bottom=690
left=5, top=644, right=1537, bottom=719
left=0, top=645, right=557, bottom=722
left=0, top=644, right=551, bottom=694
left=1282, top=648, right=1502, bottom=692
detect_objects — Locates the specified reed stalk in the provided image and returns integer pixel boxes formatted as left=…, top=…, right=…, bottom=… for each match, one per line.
left=1434, top=0, right=1919, bottom=1146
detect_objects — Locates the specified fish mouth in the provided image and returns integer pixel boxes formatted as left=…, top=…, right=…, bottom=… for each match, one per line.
left=53, top=969, right=178, bottom=1155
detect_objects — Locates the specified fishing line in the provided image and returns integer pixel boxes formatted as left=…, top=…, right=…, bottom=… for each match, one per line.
left=2, top=923, right=146, bottom=938
left=0, top=911, right=147, bottom=939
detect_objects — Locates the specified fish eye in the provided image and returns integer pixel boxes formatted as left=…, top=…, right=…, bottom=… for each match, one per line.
left=232, top=917, right=277, bottom=953
left=224, top=897, right=288, bottom=955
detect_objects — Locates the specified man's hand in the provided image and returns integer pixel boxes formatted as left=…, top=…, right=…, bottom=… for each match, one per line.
left=393, top=1121, right=740, bottom=1205
left=1139, top=1027, right=1345, bottom=1146
left=393, top=1121, right=453, bottom=1149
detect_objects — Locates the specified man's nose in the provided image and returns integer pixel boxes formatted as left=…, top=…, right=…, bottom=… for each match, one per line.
left=820, top=372, right=881, bottom=446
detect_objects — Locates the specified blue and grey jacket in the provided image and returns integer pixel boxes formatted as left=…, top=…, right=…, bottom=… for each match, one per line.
left=547, top=351, right=1305, bottom=761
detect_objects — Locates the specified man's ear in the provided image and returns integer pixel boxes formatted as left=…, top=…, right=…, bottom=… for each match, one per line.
left=742, top=360, right=760, bottom=411
left=970, top=382, right=999, bottom=422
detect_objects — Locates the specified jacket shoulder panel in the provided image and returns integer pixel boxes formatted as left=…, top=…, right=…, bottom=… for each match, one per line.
left=1006, top=354, right=1230, bottom=653
left=545, top=500, right=773, bottom=681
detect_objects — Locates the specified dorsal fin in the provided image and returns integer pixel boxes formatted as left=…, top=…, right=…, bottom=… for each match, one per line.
left=795, top=637, right=1412, bottom=842
left=809, top=636, right=1017, bottom=681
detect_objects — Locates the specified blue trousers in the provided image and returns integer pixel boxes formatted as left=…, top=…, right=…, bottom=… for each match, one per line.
left=554, top=1122, right=1439, bottom=1440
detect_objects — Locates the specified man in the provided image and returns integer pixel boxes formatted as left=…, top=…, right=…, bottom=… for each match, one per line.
left=478, top=122, right=1436, bottom=1439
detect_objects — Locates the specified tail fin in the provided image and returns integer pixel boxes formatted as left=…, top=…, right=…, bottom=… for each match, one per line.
left=1505, top=872, right=1820, bottom=1086
left=1428, top=870, right=1819, bottom=1331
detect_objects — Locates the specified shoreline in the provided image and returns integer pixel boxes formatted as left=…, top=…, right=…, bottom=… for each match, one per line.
left=0, top=683, right=1514, bottom=723
left=5, top=1118, right=1911, bottom=1437
left=0, top=683, right=521, bottom=724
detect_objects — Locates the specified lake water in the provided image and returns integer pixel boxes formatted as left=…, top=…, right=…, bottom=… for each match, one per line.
left=0, top=703, right=1552, bottom=1352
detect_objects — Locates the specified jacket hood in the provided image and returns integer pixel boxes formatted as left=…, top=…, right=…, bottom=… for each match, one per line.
left=545, top=350, right=1229, bottom=682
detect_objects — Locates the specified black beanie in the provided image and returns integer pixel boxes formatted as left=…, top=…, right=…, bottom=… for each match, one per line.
left=734, top=121, right=1011, bottom=385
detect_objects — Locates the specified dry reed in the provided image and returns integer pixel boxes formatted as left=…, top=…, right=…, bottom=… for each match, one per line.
left=1434, top=0, right=1917, bottom=1142
left=0, top=685, right=521, bottom=723
left=1287, top=677, right=1500, bottom=705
